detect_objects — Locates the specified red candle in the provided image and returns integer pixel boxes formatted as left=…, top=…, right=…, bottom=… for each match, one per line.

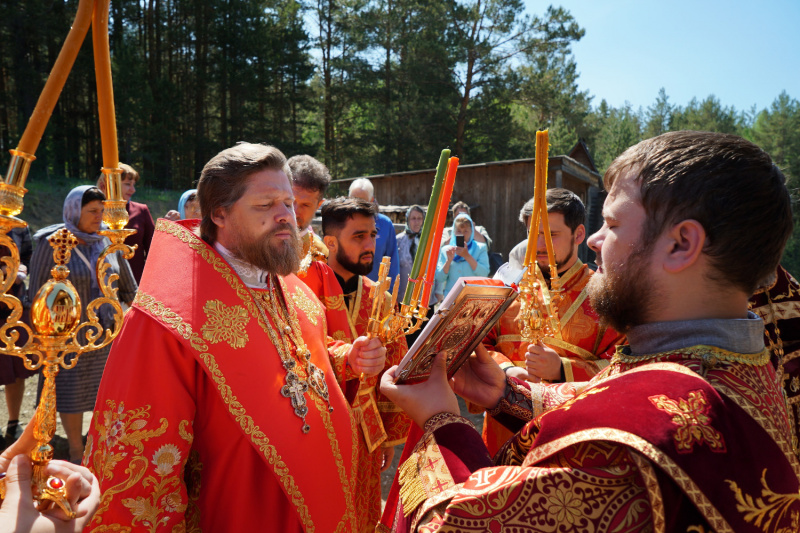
left=421, top=157, right=459, bottom=306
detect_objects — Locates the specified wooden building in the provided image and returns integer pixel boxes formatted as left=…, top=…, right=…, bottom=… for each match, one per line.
left=330, top=141, right=605, bottom=263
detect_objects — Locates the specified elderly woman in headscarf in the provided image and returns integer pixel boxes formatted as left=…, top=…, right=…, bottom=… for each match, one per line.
left=164, top=188, right=200, bottom=221
left=28, top=185, right=137, bottom=463
left=434, top=213, right=489, bottom=303
left=395, top=205, right=425, bottom=299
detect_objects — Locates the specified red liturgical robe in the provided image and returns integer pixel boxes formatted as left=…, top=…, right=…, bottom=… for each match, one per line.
left=85, top=220, right=358, bottom=532
left=382, top=347, right=800, bottom=532
left=340, top=276, right=411, bottom=532
left=481, top=260, right=626, bottom=455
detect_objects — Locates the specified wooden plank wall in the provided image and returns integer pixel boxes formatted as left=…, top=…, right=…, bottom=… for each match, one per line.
left=331, top=157, right=600, bottom=261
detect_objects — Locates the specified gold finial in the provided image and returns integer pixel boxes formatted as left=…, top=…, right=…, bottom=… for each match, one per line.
left=48, top=228, right=79, bottom=281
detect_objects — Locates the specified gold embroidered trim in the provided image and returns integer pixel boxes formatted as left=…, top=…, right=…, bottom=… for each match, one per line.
left=544, top=336, right=597, bottom=362
left=560, top=285, right=588, bottom=327
left=612, top=344, right=770, bottom=366
left=629, top=449, right=666, bottom=533
left=561, top=357, right=575, bottom=382
left=496, top=334, right=522, bottom=344
left=153, top=221, right=357, bottom=528
left=133, top=290, right=315, bottom=531
left=322, top=294, right=346, bottom=312
left=154, top=221, right=357, bottom=528
left=522, top=427, right=734, bottom=533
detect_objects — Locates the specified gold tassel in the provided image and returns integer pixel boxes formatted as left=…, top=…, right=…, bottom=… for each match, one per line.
left=398, top=452, right=427, bottom=517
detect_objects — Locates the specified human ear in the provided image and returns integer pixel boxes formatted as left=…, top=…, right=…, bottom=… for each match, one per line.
left=211, top=207, right=227, bottom=229
left=323, top=235, right=337, bottom=254
left=663, top=220, right=705, bottom=274
left=574, top=224, right=586, bottom=246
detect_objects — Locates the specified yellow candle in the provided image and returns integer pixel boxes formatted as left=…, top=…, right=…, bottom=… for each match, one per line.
left=92, top=0, right=120, bottom=169
left=524, top=131, right=548, bottom=267
left=16, top=0, right=94, bottom=156
left=536, top=132, right=555, bottom=268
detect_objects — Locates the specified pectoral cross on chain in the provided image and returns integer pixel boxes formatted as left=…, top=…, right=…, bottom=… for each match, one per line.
left=281, top=372, right=311, bottom=433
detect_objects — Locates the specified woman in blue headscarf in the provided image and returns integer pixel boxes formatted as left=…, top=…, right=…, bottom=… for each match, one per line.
left=29, top=185, right=138, bottom=463
left=434, top=213, right=489, bottom=302
left=164, top=189, right=199, bottom=221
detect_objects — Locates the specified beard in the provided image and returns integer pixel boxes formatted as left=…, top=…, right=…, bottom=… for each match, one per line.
left=336, top=246, right=373, bottom=277
left=537, top=241, right=576, bottom=274
left=230, top=222, right=302, bottom=276
left=587, top=243, right=661, bottom=334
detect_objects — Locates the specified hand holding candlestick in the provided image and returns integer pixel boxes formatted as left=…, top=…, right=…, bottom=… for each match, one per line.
left=516, top=130, right=563, bottom=371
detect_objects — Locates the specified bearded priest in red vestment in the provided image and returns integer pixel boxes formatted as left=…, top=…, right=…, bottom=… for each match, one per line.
left=320, top=197, right=412, bottom=532
left=480, top=188, right=625, bottom=456
left=85, top=143, right=388, bottom=532
left=379, top=132, right=800, bottom=532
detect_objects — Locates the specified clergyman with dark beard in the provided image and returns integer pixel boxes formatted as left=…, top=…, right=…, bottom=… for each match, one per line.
left=378, top=131, right=799, bottom=532
left=321, top=196, right=412, bottom=531
left=84, top=143, right=388, bottom=531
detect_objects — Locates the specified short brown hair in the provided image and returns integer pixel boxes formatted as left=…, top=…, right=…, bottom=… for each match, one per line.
left=119, top=163, right=140, bottom=183
left=546, top=188, right=585, bottom=233
left=288, top=155, right=331, bottom=197
left=451, top=201, right=470, bottom=216
left=321, top=197, right=377, bottom=237
left=604, top=130, right=792, bottom=293
left=198, top=143, right=291, bottom=243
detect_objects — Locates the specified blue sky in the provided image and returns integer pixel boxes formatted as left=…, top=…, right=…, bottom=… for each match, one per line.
left=525, top=0, right=800, bottom=113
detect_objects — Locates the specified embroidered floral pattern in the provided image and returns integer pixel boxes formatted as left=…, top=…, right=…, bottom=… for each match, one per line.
left=201, top=299, right=250, bottom=349
left=87, top=400, right=183, bottom=531
left=291, top=286, right=322, bottom=326
left=727, top=469, right=800, bottom=533
left=649, top=390, right=726, bottom=454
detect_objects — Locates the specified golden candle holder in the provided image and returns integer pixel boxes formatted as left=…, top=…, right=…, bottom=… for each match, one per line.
left=516, top=263, right=562, bottom=345
left=366, top=258, right=430, bottom=344
left=0, top=219, right=134, bottom=516
left=0, top=0, right=133, bottom=515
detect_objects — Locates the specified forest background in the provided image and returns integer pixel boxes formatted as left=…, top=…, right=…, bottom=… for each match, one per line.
left=1, top=0, right=799, bottom=271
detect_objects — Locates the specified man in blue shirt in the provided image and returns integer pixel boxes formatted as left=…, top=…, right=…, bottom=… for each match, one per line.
left=349, top=178, right=400, bottom=291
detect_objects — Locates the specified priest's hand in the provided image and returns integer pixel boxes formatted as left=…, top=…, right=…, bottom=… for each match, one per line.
left=380, top=446, right=395, bottom=472
left=0, top=454, right=100, bottom=532
left=526, top=341, right=562, bottom=381
left=348, top=336, right=387, bottom=378
left=451, top=343, right=507, bottom=410
left=380, top=352, right=459, bottom=427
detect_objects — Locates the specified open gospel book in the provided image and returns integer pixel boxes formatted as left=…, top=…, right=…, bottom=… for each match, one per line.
left=394, top=276, right=519, bottom=384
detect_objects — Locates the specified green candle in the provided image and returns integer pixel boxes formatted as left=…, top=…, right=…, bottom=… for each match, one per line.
left=403, top=148, right=450, bottom=305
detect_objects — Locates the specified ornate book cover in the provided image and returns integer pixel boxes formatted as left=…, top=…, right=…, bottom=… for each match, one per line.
left=394, top=278, right=518, bottom=384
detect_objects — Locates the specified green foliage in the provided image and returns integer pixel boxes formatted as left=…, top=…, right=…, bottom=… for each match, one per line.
left=2, top=1, right=799, bottom=278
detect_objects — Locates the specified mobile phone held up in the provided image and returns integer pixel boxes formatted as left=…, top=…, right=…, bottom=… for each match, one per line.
left=455, top=235, right=465, bottom=248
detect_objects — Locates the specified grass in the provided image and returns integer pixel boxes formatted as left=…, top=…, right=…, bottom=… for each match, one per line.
left=20, top=178, right=184, bottom=233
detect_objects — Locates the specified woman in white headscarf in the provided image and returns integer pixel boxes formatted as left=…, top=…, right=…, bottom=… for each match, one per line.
left=28, top=185, right=137, bottom=463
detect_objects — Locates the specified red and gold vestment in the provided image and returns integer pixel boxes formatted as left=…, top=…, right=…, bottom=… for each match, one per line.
left=383, top=346, right=800, bottom=532
left=297, top=260, right=355, bottom=388
left=338, top=275, right=412, bottom=532
left=750, top=265, right=800, bottom=458
left=481, top=260, right=625, bottom=455
left=85, top=220, right=358, bottom=532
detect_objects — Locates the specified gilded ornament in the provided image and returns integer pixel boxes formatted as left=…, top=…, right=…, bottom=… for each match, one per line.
left=291, top=286, right=322, bottom=326
left=201, top=300, right=250, bottom=349
left=649, top=390, right=726, bottom=453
